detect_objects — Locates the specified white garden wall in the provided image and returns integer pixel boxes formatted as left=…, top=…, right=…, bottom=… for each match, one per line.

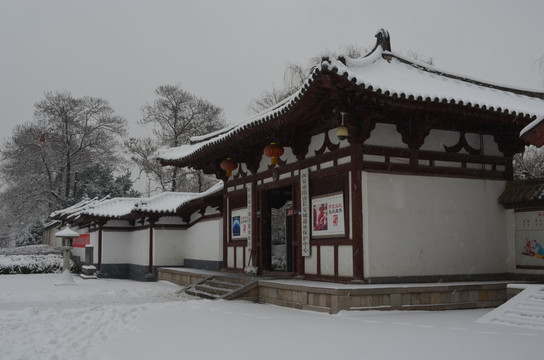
left=362, top=172, right=508, bottom=279
left=179, top=218, right=222, bottom=264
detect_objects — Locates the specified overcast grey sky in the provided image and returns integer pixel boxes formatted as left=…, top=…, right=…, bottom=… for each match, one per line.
left=1, top=0, right=543, bottom=144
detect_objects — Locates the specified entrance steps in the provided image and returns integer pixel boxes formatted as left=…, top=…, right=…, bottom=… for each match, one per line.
left=183, top=275, right=259, bottom=301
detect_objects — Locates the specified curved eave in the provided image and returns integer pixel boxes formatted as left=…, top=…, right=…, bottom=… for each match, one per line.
left=161, top=64, right=540, bottom=169
left=158, top=70, right=326, bottom=168
left=159, top=33, right=544, bottom=168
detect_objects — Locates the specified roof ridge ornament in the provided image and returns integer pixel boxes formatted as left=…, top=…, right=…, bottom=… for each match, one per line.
left=375, top=29, right=391, bottom=52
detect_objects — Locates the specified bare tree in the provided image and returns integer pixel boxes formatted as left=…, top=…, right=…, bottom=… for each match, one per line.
left=0, top=91, right=129, bottom=245
left=248, top=44, right=374, bottom=114
left=513, top=145, right=544, bottom=179
left=127, top=84, right=226, bottom=192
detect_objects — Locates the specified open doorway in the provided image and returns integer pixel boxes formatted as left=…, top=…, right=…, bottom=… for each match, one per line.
left=265, top=186, right=293, bottom=272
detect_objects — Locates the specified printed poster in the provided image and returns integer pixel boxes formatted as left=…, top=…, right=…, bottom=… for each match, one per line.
left=515, top=210, right=544, bottom=268
left=231, top=208, right=249, bottom=240
left=311, top=192, right=345, bottom=238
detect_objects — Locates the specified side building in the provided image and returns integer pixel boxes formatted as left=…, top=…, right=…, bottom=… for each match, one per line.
left=50, top=183, right=223, bottom=280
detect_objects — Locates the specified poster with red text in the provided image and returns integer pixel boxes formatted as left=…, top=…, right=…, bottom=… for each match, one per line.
left=311, top=192, right=345, bottom=238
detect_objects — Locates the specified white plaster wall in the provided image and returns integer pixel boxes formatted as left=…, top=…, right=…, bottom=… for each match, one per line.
left=420, top=130, right=501, bottom=156
left=338, top=245, right=353, bottom=277
left=365, top=123, right=406, bottom=148
left=89, top=231, right=99, bottom=264
left=153, top=228, right=183, bottom=266
left=227, top=247, right=235, bottom=268
left=126, top=229, right=149, bottom=266
left=320, top=246, right=335, bottom=276
left=363, top=172, right=508, bottom=278
left=101, top=231, right=132, bottom=264
left=304, top=246, right=318, bottom=274
left=236, top=246, right=244, bottom=269
left=179, top=218, right=222, bottom=264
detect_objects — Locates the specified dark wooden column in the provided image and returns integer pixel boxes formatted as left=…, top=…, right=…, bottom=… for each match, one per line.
left=249, top=180, right=257, bottom=267
left=222, top=188, right=228, bottom=269
left=350, top=143, right=364, bottom=281
left=148, top=219, right=155, bottom=274
left=97, top=222, right=104, bottom=271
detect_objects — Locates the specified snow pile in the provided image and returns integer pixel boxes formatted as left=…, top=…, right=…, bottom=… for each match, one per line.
left=477, top=284, right=544, bottom=331
left=1, top=274, right=543, bottom=360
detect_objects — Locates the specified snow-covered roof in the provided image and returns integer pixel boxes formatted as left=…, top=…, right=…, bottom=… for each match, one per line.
left=49, top=196, right=111, bottom=220
left=49, top=182, right=224, bottom=222
left=133, top=181, right=224, bottom=214
left=83, top=197, right=141, bottom=218
left=158, top=29, right=544, bottom=165
left=520, top=115, right=544, bottom=147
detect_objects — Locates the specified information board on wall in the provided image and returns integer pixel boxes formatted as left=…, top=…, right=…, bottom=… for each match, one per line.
left=311, top=192, right=345, bottom=238
left=515, top=210, right=544, bottom=268
left=72, top=234, right=90, bottom=248
left=231, top=208, right=249, bottom=240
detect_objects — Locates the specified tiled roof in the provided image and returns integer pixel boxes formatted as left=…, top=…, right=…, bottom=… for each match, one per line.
left=158, top=29, right=544, bottom=165
left=50, top=182, right=223, bottom=221
left=499, top=179, right=544, bottom=209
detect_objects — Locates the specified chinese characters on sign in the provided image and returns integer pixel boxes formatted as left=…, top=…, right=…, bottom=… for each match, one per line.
left=72, top=234, right=90, bottom=248
left=311, top=192, right=345, bottom=238
left=515, top=210, right=544, bottom=267
left=247, top=183, right=252, bottom=251
left=300, top=169, right=310, bottom=257
left=231, top=208, right=249, bottom=240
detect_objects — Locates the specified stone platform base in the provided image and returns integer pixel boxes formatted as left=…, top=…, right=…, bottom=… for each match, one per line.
left=158, top=267, right=508, bottom=314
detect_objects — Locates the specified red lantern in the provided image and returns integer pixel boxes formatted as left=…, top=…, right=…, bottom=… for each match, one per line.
left=220, top=158, right=238, bottom=177
left=263, top=142, right=284, bottom=166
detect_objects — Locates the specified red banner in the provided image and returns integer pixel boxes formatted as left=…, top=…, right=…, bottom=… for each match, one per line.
left=72, top=234, right=90, bottom=248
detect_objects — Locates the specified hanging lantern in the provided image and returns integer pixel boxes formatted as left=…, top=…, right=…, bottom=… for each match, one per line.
left=220, top=158, right=238, bottom=177
left=336, top=112, right=349, bottom=141
left=263, top=142, right=284, bottom=166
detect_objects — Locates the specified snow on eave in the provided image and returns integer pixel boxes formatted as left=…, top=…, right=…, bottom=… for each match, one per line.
left=157, top=29, right=544, bottom=165
left=50, top=196, right=111, bottom=221
left=325, top=50, right=544, bottom=120
left=52, top=182, right=224, bottom=223
left=521, top=115, right=544, bottom=137
left=81, top=197, right=141, bottom=219
left=157, top=75, right=314, bottom=164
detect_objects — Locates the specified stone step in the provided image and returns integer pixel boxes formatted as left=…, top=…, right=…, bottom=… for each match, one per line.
left=185, top=287, right=221, bottom=300
left=194, top=283, right=232, bottom=296
left=206, top=279, right=244, bottom=290
left=214, top=275, right=254, bottom=285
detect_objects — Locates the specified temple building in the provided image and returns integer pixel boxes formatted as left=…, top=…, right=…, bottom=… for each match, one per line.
left=52, top=30, right=544, bottom=284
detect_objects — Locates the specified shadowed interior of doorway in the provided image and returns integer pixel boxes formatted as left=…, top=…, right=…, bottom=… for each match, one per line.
left=267, top=187, right=293, bottom=272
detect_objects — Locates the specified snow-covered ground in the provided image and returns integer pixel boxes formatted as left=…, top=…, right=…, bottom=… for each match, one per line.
left=1, top=274, right=543, bottom=360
